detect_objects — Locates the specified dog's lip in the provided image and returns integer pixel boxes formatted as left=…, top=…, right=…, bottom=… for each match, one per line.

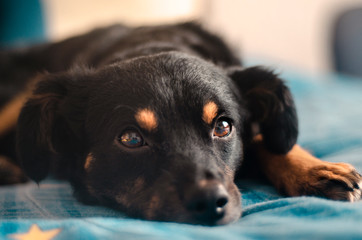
left=189, top=207, right=241, bottom=226
left=215, top=201, right=242, bottom=225
left=120, top=181, right=242, bottom=226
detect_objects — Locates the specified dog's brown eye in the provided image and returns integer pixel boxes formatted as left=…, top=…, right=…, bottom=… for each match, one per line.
left=119, top=131, right=144, bottom=148
left=213, top=119, right=231, bottom=138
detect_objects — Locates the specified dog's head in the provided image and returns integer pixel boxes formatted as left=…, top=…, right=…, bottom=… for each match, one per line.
left=17, top=52, right=297, bottom=225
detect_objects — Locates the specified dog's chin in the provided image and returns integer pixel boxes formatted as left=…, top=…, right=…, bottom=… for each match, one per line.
left=190, top=203, right=242, bottom=226
left=139, top=199, right=242, bottom=226
left=162, top=196, right=241, bottom=226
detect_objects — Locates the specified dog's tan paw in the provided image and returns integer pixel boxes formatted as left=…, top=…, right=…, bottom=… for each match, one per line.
left=303, top=163, right=362, bottom=202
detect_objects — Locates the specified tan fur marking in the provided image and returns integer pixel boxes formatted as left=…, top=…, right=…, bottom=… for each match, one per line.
left=135, top=108, right=158, bottom=131
left=255, top=139, right=321, bottom=196
left=0, top=93, right=28, bottom=136
left=199, top=179, right=208, bottom=187
left=116, top=195, right=131, bottom=208
left=84, top=153, right=94, bottom=170
left=133, top=177, right=145, bottom=192
left=145, top=194, right=161, bottom=219
left=202, top=101, right=218, bottom=124
left=254, top=134, right=361, bottom=200
left=0, top=74, right=43, bottom=137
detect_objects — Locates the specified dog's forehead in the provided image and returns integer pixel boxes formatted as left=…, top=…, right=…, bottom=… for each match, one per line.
left=116, top=53, right=234, bottom=102
left=87, top=53, right=240, bottom=136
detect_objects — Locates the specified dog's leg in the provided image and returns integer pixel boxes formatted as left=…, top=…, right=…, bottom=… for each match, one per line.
left=253, top=135, right=362, bottom=201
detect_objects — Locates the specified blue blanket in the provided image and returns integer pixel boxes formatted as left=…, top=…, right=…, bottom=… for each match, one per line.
left=1, top=71, right=362, bottom=240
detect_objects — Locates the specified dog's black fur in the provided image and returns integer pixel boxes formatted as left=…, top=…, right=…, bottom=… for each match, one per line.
left=0, top=22, right=360, bottom=225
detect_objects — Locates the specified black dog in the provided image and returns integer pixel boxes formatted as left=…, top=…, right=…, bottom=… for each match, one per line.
left=0, top=23, right=361, bottom=225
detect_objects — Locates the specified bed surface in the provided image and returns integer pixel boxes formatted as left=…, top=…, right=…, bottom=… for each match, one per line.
left=1, top=70, right=362, bottom=240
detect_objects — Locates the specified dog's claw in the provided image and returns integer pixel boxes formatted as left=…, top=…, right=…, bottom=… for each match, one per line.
left=301, top=162, right=362, bottom=202
left=349, top=180, right=362, bottom=202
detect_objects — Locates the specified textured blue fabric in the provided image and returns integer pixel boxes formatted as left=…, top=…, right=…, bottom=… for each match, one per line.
left=1, top=72, right=362, bottom=239
left=0, top=0, right=46, bottom=47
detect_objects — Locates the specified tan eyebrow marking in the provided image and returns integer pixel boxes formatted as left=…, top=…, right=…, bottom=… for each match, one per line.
left=135, top=108, right=158, bottom=131
left=202, top=101, right=218, bottom=124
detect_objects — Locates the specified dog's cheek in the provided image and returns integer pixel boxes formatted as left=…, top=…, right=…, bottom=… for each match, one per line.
left=117, top=176, right=190, bottom=222
left=82, top=154, right=124, bottom=204
left=141, top=181, right=191, bottom=222
left=86, top=173, right=151, bottom=217
left=83, top=156, right=171, bottom=219
left=113, top=177, right=152, bottom=216
left=120, top=177, right=186, bottom=221
left=82, top=154, right=198, bottom=223
left=215, top=135, right=243, bottom=172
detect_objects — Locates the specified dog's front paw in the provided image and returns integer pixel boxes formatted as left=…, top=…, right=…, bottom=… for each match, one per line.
left=303, top=162, right=362, bottom=202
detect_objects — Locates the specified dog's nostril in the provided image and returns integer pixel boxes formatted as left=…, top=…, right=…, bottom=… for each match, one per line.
left=205, top=170, right=214, bottom=180
left=192, top=195, right=227, bottom=213
left=216, top=196, right=228, bottom=208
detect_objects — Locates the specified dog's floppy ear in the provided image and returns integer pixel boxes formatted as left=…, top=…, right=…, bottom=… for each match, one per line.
left=228, top=66, right=298, bottom=154
left=17, top=72, right=87, bottom=182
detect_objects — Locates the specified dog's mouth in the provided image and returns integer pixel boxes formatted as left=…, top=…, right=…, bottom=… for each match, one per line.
left=85, top=152, right=242, bottom=225
left=98, top=175, right=242, bottom=226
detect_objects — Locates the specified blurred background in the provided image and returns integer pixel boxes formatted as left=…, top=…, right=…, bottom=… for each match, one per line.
left=1, top=0, right=362, bottom=77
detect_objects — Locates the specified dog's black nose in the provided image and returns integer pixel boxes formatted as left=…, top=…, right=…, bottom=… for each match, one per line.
left=186, top=182, right=229, bottom=225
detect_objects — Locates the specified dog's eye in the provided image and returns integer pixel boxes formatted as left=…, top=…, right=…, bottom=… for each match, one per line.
left=213, top=119, right=232, bottom=138
left=118, top=130, right=144, bottom=148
